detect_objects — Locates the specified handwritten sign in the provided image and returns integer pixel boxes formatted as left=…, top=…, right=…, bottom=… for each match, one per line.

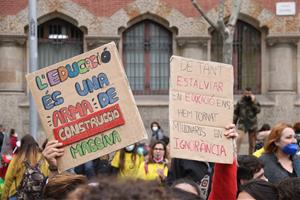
left=26, top=42, right=147, bottom=171
left=169, top=56, right=234, bottom=164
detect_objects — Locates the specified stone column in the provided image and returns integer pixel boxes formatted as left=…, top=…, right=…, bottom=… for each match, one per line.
left=176, top=36, right=210, bottom=60
left=297, top=40, right=300, bottom=94
left=267, top=36, right=298, bottom=92
left=0, top=35, right=26, bottom=91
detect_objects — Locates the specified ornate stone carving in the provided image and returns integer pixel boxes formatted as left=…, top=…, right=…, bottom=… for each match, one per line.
left=266, top=34, right=300, bottom=46
left=86, top=36, right=120, bottom=49
left=0, top=34, right=26, bottom=46
left=176, top=36, right=210, bottom=47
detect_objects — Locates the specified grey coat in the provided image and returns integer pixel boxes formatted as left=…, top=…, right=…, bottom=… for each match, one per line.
left=260, top=153, right=300, bottom=184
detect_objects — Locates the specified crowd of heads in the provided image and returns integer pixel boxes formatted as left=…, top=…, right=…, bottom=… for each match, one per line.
left=0, top=118, right=300, bottom=200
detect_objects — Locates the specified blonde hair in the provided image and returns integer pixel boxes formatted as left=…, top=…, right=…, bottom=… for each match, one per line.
left=43, top=173, right=87, bottom=199
left=14, top=134, right=41, bottom=166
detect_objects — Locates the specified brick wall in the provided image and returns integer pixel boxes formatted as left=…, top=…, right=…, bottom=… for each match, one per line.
left=71, top=0, right=134, bottom=16
left=0, top=0, right=27, bottom=16
left=1, top=0, right=298, bottom=17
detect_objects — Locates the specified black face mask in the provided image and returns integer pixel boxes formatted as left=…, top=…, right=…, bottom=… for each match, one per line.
left=244, top=96, right=251, bottom=101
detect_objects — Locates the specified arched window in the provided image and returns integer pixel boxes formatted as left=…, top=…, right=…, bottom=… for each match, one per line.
left=38, top=18, right=83, bottom=68
left=123, top=20, right=172, bottom=95
left=211, top=20, right=261, bottom=94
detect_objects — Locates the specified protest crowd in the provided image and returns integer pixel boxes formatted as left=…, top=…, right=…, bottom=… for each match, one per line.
left=0, top=108, right=299, bottom=200
left=0, top=43, right=300, bottom=200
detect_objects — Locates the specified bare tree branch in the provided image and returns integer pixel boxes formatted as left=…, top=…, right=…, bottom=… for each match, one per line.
left=191, top=0, right=242, bottom=64
left=217, top=20, right=227, bottom=37
left=228, top=0, right=242, bottom=26
left=191, top=0, right=218, bottom=30
left=218, top=0, right=225, bottom=21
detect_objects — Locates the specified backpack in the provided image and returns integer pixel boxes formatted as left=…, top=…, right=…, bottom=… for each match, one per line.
left=16, top=159, right=47, bottom=200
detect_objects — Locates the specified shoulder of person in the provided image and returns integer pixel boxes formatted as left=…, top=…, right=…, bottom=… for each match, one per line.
left=260, top=153, right=277, bottom=162
left=293, top=154, right=300, bottom=161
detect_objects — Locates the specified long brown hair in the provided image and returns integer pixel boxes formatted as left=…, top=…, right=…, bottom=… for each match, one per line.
left=43, top=173, right=87, bottom=199
left=119, top=145, right=137, bottom=171
left=14, top=134, right=41, bottom=166
left=264, top=123, right=292, bottom=153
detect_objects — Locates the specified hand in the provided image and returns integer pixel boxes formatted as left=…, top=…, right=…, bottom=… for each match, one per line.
left=42, top=140, right=64, bottom=168
left=157, top=168, right=165, bottom=180
left=251, top=94, right=256, bottom=102
left=224, top=124, right=238, bottom=139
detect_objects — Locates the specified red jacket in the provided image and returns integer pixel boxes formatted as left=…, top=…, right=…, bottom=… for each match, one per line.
left=10, top=135, right=17, bottom=152
left=208, top=159, right=237, bottom=200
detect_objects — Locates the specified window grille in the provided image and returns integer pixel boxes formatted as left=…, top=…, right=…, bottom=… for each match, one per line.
left=211, top=20, right=261, bottom=94
left=38, top=18, right=83, bottom=68
left=123, top=20, right=172, bottom=95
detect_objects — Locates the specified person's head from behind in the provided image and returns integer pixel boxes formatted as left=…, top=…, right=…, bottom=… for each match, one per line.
left=237, top=155, right=266, bottom=193
left=149, top=140, right=167, bottom=163
left=277, top=177, right=300, bottom=200
left=171, top=178, right=202, bottom=199
left=259, top=124, right=271, bottom=132
left=256, top=124, right=271, bottom=150
left=293, top=122, right=300, bottom=144
left=294, top=122, right=300, bottom=133
left=43, top=173, right=87, bottom=200
left=151, top=121, right=161, bottom=132
left=237, top=179, right=278, bottom=200
left=237, top=155, right=266, bottom=187
left=16, top=134, right=40, bottom=164
left=264, top=123, right=297, bottom=156
left=67, top=176, right=173, bottom=200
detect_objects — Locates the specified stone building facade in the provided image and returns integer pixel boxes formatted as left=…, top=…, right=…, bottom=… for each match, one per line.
left=0, top=0, right=299, bottom=139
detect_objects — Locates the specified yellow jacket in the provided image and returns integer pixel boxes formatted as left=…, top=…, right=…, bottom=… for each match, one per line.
left=137, top=162, right=168, bottom=181
left=111, top=151, right=144, bottom=179
left=1, top=154, right=49, bottom=200
left=253, top=147, right=265, bottom=158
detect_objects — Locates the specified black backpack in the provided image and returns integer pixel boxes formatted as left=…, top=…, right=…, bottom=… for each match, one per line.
left=16, top=159, right=47, bottom=200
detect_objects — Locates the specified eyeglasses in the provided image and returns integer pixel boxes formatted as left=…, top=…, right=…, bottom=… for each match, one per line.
left=154, top=148, right=164, bottom=151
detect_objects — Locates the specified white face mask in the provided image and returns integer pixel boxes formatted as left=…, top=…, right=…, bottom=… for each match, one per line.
left=125, top=144, right=135, bottom=152
left=152, top=126, right=159, bottom=132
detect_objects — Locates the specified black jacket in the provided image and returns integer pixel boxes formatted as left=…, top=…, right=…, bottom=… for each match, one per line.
left=167, top=158, right=213, bottom=200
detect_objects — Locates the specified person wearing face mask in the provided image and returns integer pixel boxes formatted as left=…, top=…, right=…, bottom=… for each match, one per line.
left=253, top=124, right=271, bottom=158
left=234, top=87, right=261, bottom=154
left=260, top=123, right=300, bottom=184
left=110, top=143, right=144, bottom=179
left=150, top=122, right=169, bottom=145
left=137, top=141, right=168, bottom=182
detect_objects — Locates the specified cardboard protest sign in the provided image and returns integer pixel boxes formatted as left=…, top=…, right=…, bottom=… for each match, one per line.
left=26, top=42, right=147, bottom=171
left=169, top=56, right=234, bottom=164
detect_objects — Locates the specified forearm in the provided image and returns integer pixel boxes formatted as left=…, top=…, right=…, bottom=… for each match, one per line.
left=208, top=159, right=237, bottom=200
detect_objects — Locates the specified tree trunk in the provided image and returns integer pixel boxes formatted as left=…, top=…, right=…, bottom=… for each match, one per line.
left=191, top=0, right=242, bottom=65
